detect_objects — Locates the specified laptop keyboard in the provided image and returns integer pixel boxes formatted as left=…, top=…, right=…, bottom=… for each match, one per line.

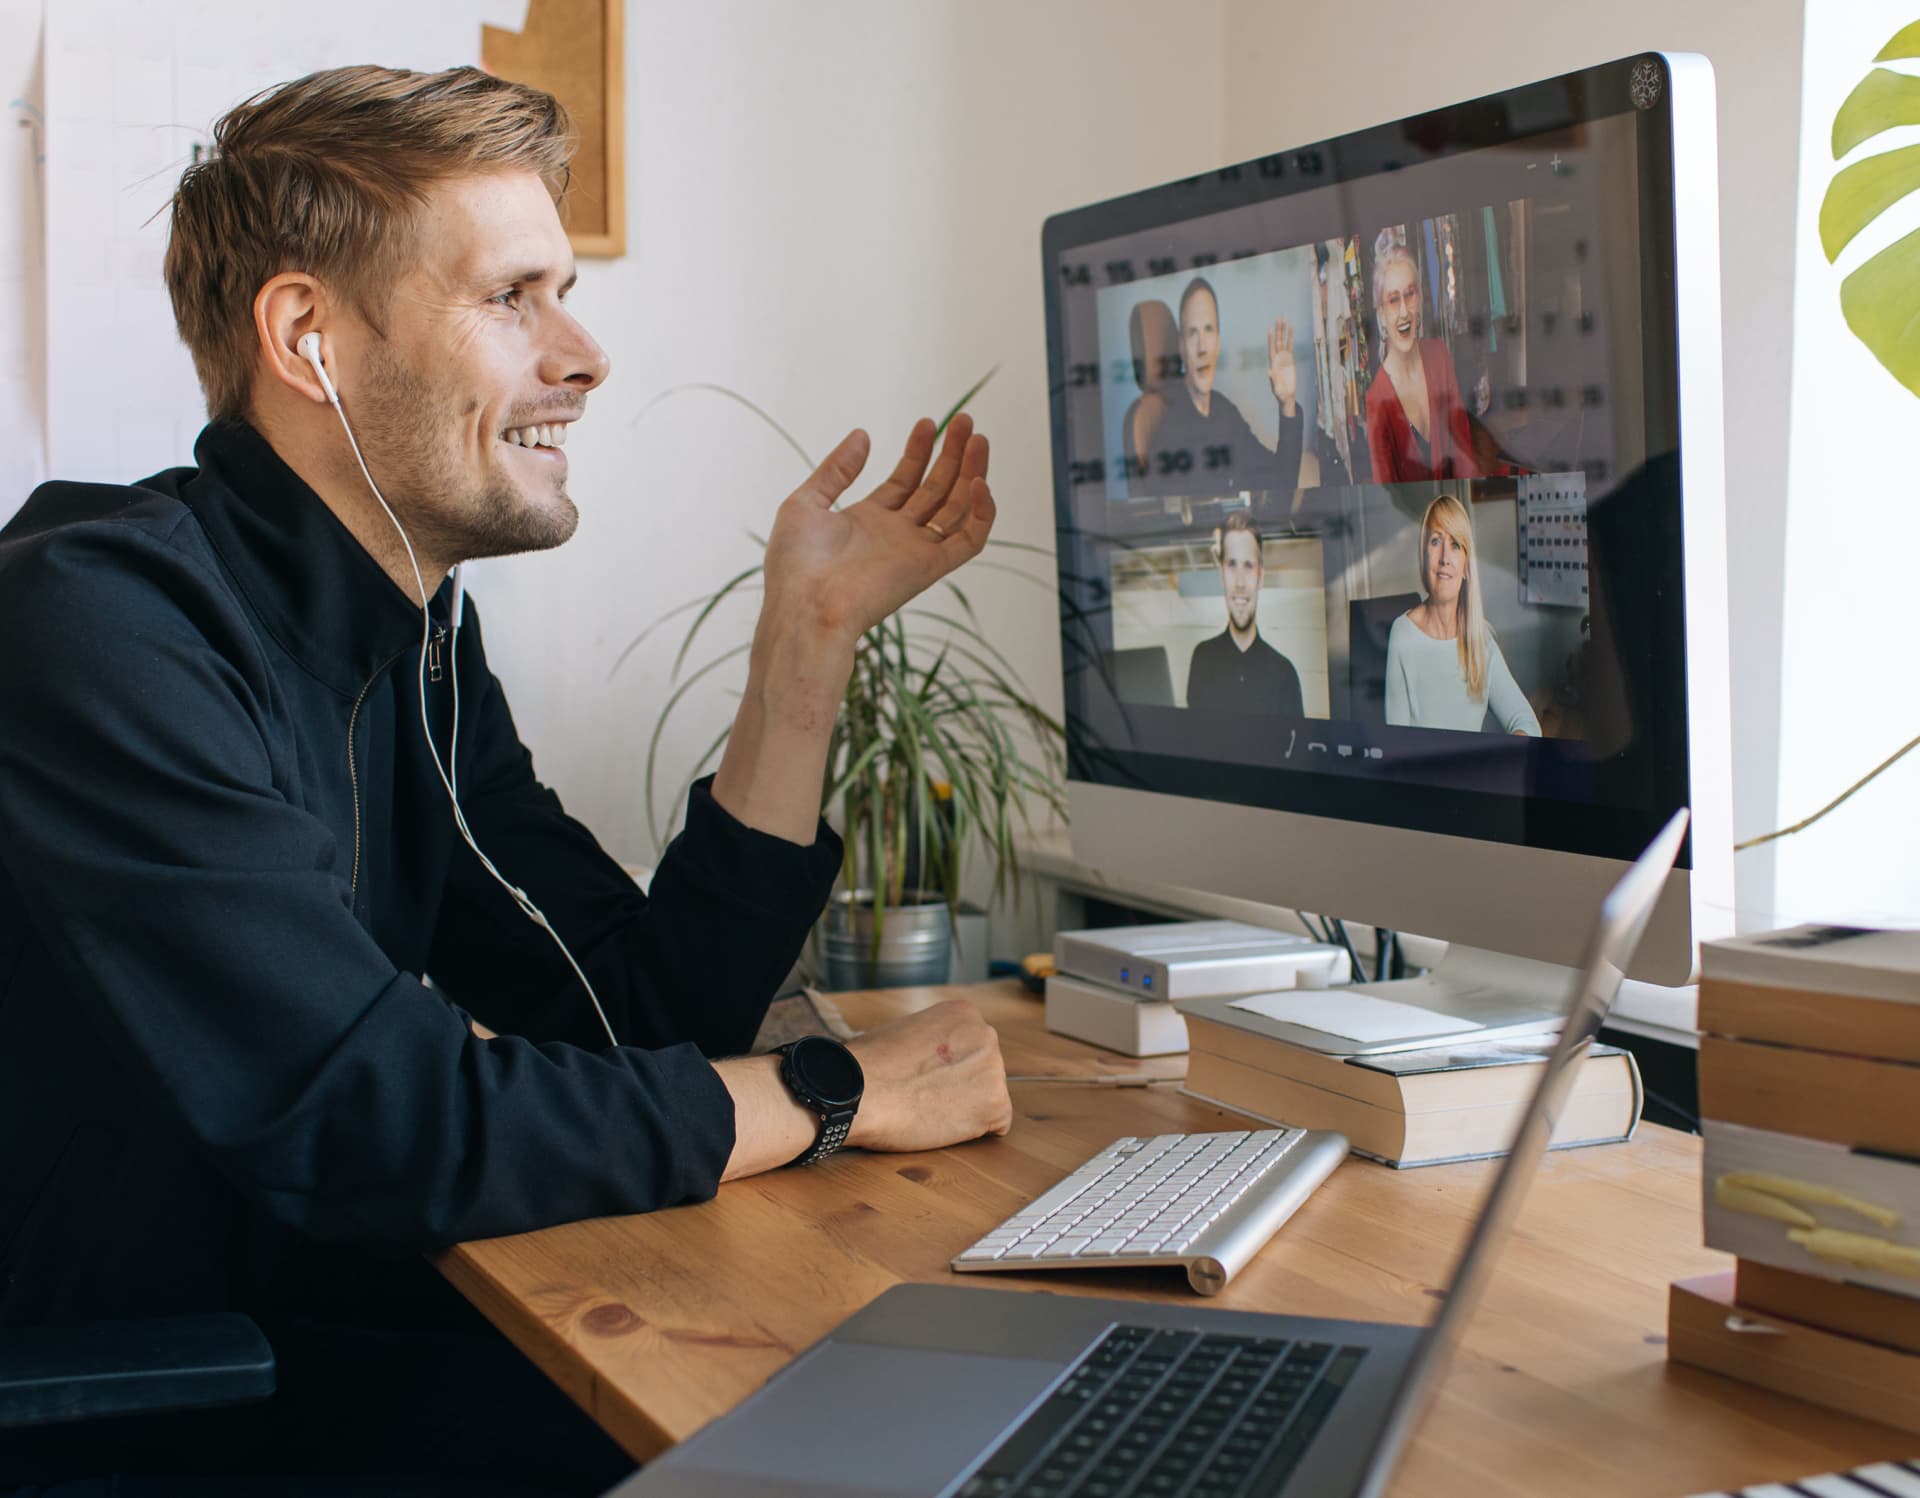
left=954, top=1324, right=1367, bottom=1498
left=951, top=1130, right=1347, bottom=1296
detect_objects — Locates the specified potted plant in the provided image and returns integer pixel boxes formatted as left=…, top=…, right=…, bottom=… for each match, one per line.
left=619, top=378, right=1068, bottom=989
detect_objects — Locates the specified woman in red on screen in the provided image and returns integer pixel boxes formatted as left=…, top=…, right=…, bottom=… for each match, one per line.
left=1363, top=243, right=1480, bottom=484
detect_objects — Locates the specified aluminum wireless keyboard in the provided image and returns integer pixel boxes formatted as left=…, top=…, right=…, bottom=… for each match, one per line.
left=951, top=1128, right=1348, bottom=1295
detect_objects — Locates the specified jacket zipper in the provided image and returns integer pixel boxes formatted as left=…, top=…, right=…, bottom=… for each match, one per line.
left=347, top=644, right=413, bottom=907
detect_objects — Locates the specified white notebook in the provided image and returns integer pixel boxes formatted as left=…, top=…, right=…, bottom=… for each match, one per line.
left=1227, top=989, right=1484, bottom=1044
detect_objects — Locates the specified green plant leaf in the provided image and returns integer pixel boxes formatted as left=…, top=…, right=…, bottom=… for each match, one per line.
left=1833, top=68, right=1920, bottom=159
left=672, top=563, right=766, bottom=680
left=934, top=367, right=999, bottom=437
left=1819, top=142, right=1920, bottom=261
left=642, top=640, right=752, bottom=850
left=629, top=381, right=816, bottom=471
left=607, top=581, right=763, bottom=680
left=1840, top=223, right=1920, bottom=398
left=940, top=581, right=978, bottom=627
left=901, top=608, right=1040, bottom=696
left=1823, top=31, right=1920, bottom=400
left=660, top=720, right=736, bottom=845
left=1876, top=18, right=1920, bottom=60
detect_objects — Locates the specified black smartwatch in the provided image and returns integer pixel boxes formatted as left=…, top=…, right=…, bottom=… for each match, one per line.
left=777, top=1035, right=865, bottom=1165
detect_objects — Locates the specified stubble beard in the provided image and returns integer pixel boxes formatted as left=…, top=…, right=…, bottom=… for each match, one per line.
left=355, top=341, right=580, bottom=565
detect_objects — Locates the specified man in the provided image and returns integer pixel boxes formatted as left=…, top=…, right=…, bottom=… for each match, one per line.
left=1186, top=513, right=1305, bottom=717
left=1130, top=276, right=1305, bottom=506
left=0, top=65, right=1011, bottom=1493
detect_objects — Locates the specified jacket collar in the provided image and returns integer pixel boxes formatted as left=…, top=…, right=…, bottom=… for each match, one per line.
left=173, top=420, right=445, bottom=698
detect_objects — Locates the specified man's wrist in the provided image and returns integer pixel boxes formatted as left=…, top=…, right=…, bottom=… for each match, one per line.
left=747, top=618, right=856, bottom=724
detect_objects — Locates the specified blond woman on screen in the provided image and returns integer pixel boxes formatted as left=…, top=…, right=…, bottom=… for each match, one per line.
left=1384, top=494, right=1540, bottom=735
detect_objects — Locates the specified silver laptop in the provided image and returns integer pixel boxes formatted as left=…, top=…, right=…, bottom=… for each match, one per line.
left=616, top=810, right=1688, bottom=1498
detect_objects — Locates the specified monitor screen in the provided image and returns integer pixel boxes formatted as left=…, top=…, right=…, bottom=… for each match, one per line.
left=1047, top=55, right=1697, bottom=873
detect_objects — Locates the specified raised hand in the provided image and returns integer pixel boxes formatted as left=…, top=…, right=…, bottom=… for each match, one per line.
left=1268, top=317, right=1299, bottom=415
left=759, top=414, right=995, bottom=651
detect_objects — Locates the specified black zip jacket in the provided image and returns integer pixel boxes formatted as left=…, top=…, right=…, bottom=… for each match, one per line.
left=0, top=420, right=842, bottom=1327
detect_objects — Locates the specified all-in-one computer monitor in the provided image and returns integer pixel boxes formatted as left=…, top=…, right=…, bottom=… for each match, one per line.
left=1044, top=52, right=1733, bottom=1016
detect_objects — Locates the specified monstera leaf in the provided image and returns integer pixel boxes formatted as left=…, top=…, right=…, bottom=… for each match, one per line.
left=1820, top=20, right=1920, bottom=397
left=1820, top=23, right=1920, bottom=401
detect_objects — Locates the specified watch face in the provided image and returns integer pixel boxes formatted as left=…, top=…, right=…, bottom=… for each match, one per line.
left=788, top=1036, right=864, bottom=1108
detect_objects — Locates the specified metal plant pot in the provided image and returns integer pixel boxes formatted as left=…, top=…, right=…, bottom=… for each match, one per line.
left=817, top=890, right=954, bottom=991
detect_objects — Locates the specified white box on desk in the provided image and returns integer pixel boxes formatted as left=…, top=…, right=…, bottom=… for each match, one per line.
left=1045, top=972, right=1188, bottom=1057
left=1053, top=920, right=1346, bottom=1000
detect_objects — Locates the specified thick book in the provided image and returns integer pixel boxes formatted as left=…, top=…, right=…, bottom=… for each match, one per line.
left=1702, top=1119, right=1920, bottom=1304
left=1737, top=1259, right=1920, bottom=1356
left=1668, top=1271, right=1920, bottom=1436
left=1698, top=1036, right=1920, bottom=1157
left=1700, top=924, right=1920, bottom=1064
left=1182, top=1013, right=1641, bottom=1168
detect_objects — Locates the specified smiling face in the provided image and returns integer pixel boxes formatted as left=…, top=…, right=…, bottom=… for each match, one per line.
left=1424, top=522, right=1467, bottom=608
left=1219, top=526, right=1263, bottom=634
left=339, top=170, right=610, bottom=563
left=1376, top=255, right=1420, bottom=357
left=1180, top=284, right=1220, bottom=403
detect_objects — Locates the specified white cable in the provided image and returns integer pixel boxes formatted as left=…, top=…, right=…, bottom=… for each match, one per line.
left=324, top=389, right=620, bottom=1049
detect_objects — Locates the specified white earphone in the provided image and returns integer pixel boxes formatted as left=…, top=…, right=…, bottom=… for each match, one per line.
left=296, top=332, right=616, bottom=1048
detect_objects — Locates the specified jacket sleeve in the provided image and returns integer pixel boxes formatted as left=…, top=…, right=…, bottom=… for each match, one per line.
left=1219, top=395, right=1302, bottom=500
left=1264, top=402, right=1304, bottom=498
left=0, top=523, right=753, bottom=1252
left=425, top=601, right=844, bottom=1057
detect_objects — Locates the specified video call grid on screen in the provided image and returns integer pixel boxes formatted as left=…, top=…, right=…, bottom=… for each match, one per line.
left=1046, top=57, right=1694, bottom=863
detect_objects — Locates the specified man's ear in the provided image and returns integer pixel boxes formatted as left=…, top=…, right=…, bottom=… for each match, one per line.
left=254, top=273, right=334, bottom=406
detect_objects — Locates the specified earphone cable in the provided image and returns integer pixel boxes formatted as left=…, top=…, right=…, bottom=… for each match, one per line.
left=324, top=388, right=620, bottom=1050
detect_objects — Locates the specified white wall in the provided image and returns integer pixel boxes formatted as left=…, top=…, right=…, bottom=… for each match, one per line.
left=1773, top=4, right=1920, bottom=927
left=469, top=0, right=1231, bottom=873
left=1216, top=0, right=1808, bottom=933
left=33, top=0, right=519, bottom=490
left=1, top=0, right=46, bottom=519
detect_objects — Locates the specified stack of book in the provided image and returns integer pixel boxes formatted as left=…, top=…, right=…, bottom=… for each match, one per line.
left=1668, top=924, right=1920, bottom=1436
left=1180, top=1002, right=1644, bottom=1168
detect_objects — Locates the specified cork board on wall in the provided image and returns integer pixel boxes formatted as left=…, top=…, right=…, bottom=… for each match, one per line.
left=482, top=0, right=626, bottom=257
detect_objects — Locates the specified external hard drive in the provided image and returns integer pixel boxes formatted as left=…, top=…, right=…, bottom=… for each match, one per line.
left=1052, top=920, right=1347, bottom=1000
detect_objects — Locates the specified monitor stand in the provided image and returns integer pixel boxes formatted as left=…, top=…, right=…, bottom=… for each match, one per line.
left=1193, top=944, right=1573, bottom=1057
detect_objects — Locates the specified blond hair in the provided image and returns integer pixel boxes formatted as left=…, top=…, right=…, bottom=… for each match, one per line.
left=1419, top=493, right=1489, bottom=699
left=164, top=65, right=575, bottom=422
left=1372, top=240, right=1419, bottom=346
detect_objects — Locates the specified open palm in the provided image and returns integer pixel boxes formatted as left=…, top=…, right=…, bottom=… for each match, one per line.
left=760, top=415, right=996, bottom=648
left=1268, top=316, right=1298, bottom=413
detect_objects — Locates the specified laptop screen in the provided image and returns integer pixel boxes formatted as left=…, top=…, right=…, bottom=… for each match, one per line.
left=1351, top=806, right=1688, bottom=1497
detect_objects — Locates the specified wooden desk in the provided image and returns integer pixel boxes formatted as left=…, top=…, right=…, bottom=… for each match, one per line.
left=436, top=982, right=1914, bottom=1496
